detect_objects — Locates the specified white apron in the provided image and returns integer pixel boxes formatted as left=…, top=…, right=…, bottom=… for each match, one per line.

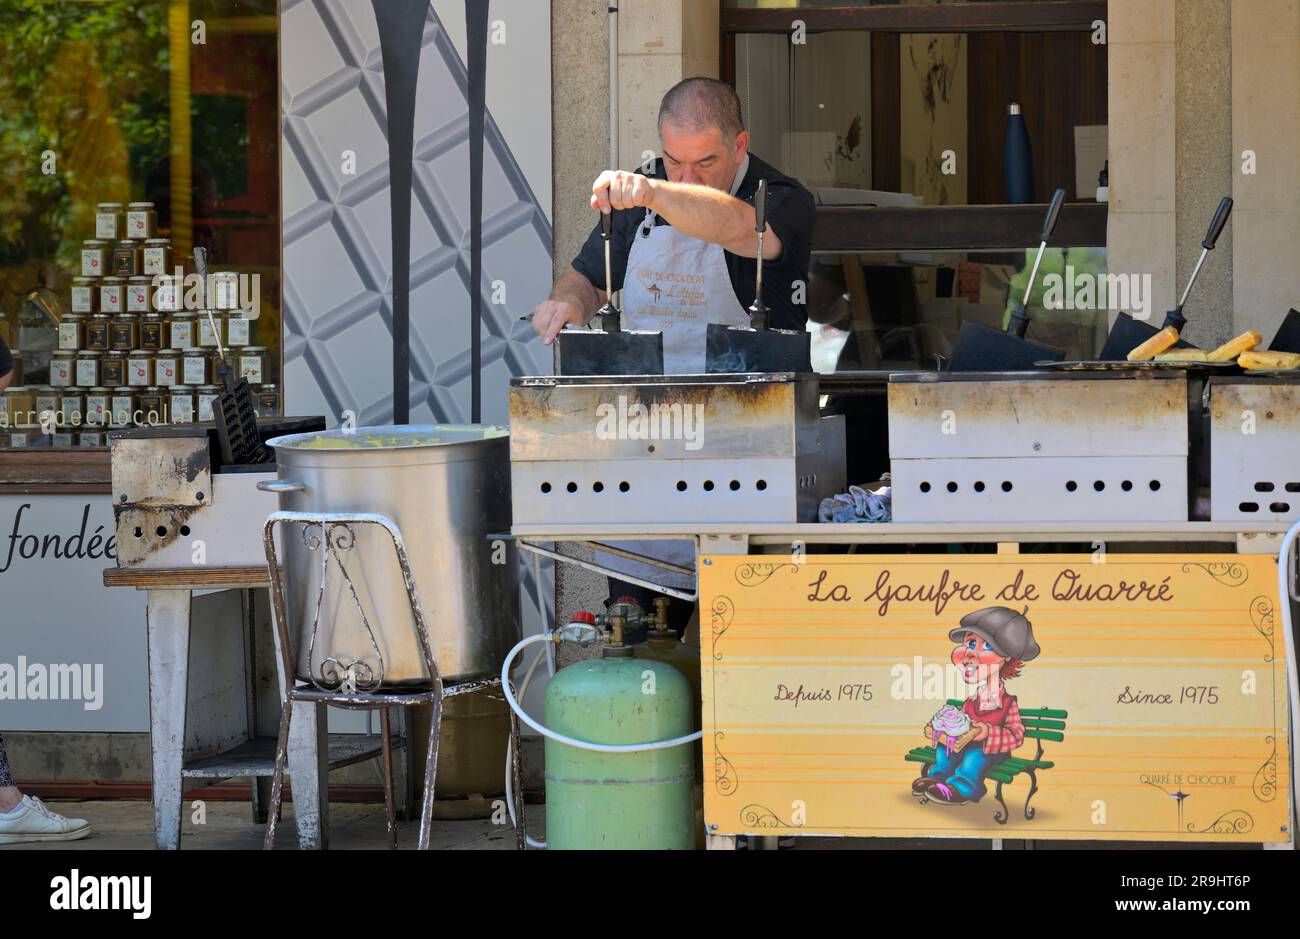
left=595, top=159, right=753, bottom=592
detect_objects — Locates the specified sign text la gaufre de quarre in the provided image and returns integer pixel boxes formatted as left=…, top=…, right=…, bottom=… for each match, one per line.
left=699, top=555, right=1289, bottom=842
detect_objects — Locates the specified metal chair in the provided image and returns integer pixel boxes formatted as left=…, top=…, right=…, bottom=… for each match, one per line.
left=261, top=511, right=525, bottom=850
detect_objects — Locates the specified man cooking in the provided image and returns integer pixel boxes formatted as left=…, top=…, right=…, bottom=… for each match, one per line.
left=529, top=77, right=815, bottom=636
left=531, top=76, right=815, bottom=374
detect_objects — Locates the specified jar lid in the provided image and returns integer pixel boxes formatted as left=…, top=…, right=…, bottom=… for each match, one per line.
left=259, top=383, right=279, bottom=391
left=144, top=238, right=170, bottom=245
left=242, top=346, right=267, bottom=352
left=197, top=384, right=220, bottom=391
left=128, top=201, right=155, bottom=208
left=4, top=385, right=30, bottom=392
left=61, top=312, right=85, bottom=319
left=64, top=387, right=85, bottom=393
left=115, top=240, right=137, bottom=246
left=182, top=349, right=206, bottom=356
left=101, top=277, right=125, bottom=284
left=172, top=311, right=196, bottom=317
left=90, top=313, right=111, bottom=318
left=88, top=387, right=110, bottom=392
left=170, top=385, right=194, bottom=391
left=112, top=311, right=139, bottom=317
left=52, top=350, right=76, bottom=356
left=97, top=202, right=123, bottom=209
left=128, top=275, right=152, bottom=282
left=127, top=349, right=151, bottom=356
left=83, top=240, right=109, bottom=246
left=156, top=348, right=178, bottom=355
left=77, top=351, right=103, bottom=357
left=72, top=277, right=94, bottom=284
left=103, top=350, right=125, bottom=356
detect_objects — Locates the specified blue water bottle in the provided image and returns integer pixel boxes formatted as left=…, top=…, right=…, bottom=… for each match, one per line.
left=1004, top=102, right=1035, bottom=204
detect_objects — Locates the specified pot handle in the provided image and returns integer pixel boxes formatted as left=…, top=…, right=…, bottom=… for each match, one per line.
left=257, top=480, right=307, bottom=493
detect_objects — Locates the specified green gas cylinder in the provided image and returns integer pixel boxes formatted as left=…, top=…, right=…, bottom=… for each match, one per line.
left=544, top=617, right=694, bottom=850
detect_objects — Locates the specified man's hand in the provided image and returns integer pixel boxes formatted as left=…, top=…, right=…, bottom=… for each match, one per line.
left=923, top=723, right=934, bottom=741
left=968, top=722, right=990, bottom=742
left=591, top=170, right=657, bottom=213
left=530, top=298, right=585, bottom=345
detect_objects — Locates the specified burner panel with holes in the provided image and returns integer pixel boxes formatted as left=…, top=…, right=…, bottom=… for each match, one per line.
left=508, top=373, right=845, bottom=525
left=108, top=416, right=326, bottom=567
left=1209, top=378, right=1300, bottom=522
left=888, top=371, right=1189, bottom=523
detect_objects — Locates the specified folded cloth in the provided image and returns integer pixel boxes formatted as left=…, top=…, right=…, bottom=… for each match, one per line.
left=819, top=478, right=892, bottom=523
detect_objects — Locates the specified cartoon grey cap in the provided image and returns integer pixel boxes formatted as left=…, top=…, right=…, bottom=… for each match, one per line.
left=949, top=606, right=1040, bottom=661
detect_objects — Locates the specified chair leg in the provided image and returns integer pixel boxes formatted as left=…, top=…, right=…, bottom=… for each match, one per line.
left=417, top=695, right=443, bottom=850
left=395, top=706, right=417, bottom=822
left=263, top=698, right=294, bottom=850
left=508, top=691, right=526, bottom=850
left=379, top=707, right=397, bottom=850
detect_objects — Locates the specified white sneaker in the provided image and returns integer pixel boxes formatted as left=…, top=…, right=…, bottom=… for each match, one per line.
left=0, top=796, right=92, bottom=844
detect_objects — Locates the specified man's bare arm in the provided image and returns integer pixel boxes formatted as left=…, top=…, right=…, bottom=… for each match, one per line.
left=590, top=170, right=782, bottom=261
left=530, top=266, right=602, bottom=345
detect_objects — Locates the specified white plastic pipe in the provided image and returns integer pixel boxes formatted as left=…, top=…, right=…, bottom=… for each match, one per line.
left=502, top=633, right=702, bottom=753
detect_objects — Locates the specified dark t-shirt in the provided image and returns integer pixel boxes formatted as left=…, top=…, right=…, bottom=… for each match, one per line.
left=570, top=153, right=815, bottom=331
left=0, top=337, right=12, bottom=379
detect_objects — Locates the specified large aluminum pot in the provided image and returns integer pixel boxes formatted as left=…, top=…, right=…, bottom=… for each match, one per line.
left=262, top=425, right=518, bottom=686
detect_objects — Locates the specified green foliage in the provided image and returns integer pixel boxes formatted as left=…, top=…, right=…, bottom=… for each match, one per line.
left=0, top=1, right=170, bottom=261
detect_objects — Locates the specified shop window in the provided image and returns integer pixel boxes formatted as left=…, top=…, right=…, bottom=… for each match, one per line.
left=722, top=0, right=1110, bottom=368
left=0, top=0, right=280, bottom=458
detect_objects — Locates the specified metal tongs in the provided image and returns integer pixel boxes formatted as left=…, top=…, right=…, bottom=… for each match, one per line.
left=195, top=247, right=268, bottom=465
left=594, top=210, right=621, bottom=332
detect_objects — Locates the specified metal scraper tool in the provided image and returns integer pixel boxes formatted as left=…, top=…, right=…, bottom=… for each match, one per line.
left=1098, top=196, right=1232, bottom=360
left=948, top=188, right=1067, bottom=372
left=705, top=178, right=812, bottom=374
left=194, top=247, right=268, bottom=465
left=553, top=210, right=664, bottom=376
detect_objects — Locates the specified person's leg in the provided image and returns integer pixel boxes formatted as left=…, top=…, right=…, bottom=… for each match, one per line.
left=925, top=739, right=959, bottom=781
left=0, top=731, right=20, bottom=812
left=0, top=731, right=91, bottom=843
left=946, top=748, right=1004, bottom=802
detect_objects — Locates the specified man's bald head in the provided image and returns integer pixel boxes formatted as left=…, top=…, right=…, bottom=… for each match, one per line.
left=657, top=77, right=745, bottom=142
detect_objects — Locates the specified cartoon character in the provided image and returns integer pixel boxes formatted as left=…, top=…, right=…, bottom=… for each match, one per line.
left=912, top=606, right=1041, bottom=806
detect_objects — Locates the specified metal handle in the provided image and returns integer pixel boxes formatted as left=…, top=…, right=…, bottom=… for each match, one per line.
left=753, top=178, right=768, bottom=233
left=1020, top=189, right=1067, bottom=310
left=750, top=179, right=770, bottom=329
left=1202, top=196, right=1233, bottom=250
left=600, top=211, right=615, bottom=307
left=257, top=480, right=306, bottom=493
left=1039, top=188, right=1066, bottom=244
left=1176, top=197, right=1234, bottom=312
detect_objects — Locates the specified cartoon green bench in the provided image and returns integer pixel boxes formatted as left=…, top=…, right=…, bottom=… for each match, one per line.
left=905, top=699, right=1069, bottom=825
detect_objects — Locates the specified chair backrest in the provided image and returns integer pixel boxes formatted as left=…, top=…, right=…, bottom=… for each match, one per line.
left=263, top=511, right=440, bottom=693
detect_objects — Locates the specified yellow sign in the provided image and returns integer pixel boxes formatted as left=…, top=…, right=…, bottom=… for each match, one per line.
left=699, top=554, right=1290, bottom=842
